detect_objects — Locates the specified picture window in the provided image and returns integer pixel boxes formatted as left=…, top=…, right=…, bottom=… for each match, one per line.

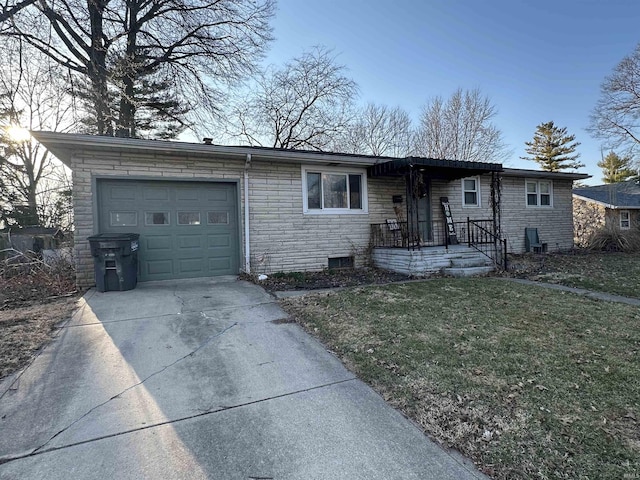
left=302, top=167, right=367, bottom=214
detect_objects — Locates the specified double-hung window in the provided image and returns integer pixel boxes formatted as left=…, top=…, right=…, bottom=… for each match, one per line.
left=526, top=180, right=552, bottom=207
left=302, top=167, right=367, bottom=214
left=620, top=210, right=631, bottom=230
left=462, top=176, right=480, bottom=207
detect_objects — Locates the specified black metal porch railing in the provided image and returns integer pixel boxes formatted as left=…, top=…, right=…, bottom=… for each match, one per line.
left=371, top=218, right=508, bottom=269
left=370, top=220, right=467, bottom=249
left=466, top=218, right=508, bottom=269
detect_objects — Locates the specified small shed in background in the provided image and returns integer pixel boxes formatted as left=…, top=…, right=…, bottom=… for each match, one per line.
left=0, top=227, right=66, bottom=259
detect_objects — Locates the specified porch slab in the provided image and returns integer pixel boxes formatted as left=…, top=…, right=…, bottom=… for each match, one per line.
left=372, top=245, right=491, bottom=277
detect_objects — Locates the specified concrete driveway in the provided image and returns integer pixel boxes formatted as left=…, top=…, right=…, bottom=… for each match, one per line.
left=0, top=277, right=486, bottom=479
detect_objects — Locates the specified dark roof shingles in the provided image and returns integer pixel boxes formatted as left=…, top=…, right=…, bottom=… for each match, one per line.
left=574, top=179, right=640, bottom=207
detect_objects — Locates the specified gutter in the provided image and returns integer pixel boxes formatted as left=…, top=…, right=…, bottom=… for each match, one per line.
left=244, top=153, right=251, bottom=274
left=31, top=131, right=379, bottom=167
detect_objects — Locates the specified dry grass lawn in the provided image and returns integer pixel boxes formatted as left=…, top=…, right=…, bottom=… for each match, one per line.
left=509, top=251, right=640, bottom=298
left=282, top=278, right=640, bottom=480
left=0, top=297, right=78, bottom=380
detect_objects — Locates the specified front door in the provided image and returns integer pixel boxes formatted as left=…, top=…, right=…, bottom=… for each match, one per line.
left=417, top=182, right=431, bottom=243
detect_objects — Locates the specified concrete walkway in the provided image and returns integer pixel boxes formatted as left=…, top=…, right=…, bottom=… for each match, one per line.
left=499, top=277, right=640, bottom=306
left=0, top=277, right=486, bottom=479
left=276, top=277, right=640, bottom=307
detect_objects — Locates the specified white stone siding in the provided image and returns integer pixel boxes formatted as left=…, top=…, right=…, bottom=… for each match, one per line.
left=499, top=177, right=575, bottom=253
left=70, top=150, right=404, bottom=287
left=430, top=175, right=495, bottom=227
left=429, top=175, right=575, bottom=254
left=70, top=146, right=576, bottom=288
left=247, top=164, right=403, bottom=275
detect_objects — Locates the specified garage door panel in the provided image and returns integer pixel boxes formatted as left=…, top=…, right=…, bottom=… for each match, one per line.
left=110, top=186, right=137, bottom=200
left=98, top=179, right=239, bottom=282
left=142, top=186, right=170, bottom=201
left=209, top=257, right=232, bottom=272
left=207, top=189, right=230, bottom=202
left=146, top=259, right=174, bottom=276
left=178, top=235, right=203, bottom=249
left=145, top=236, right=172, bottom=250
left=178, top=258, right=205, bottom=274
left=207, top=234, right=231, bottom=248
left=175, top=188, right=201, bottom=202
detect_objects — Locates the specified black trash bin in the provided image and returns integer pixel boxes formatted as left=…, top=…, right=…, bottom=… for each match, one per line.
left=87, top=233, right=140, bottom=292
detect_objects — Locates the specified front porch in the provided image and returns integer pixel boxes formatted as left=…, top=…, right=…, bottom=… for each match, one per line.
left=367, top=157, right=508, bottom=275
left=370, top=218, right=505, bottom=276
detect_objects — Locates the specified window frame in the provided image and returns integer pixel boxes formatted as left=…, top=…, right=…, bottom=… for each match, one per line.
left=144, top=211, right=170, bottom=226
left=619, top=210, right=631, bottom=230
left=461, top=176, right=481, bottom=208
left=301, top=166, right=368, bottom=215
left=525, top=180, right=553, bottom=208
left=177, top=211, right=202, bottom=226
left=207, top=211, right=230, bottom=225
left=109, top=211, right=138, bottom=227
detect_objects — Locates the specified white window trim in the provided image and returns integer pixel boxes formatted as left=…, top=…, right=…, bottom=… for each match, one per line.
left=619, top=210, right=631, bottom=230
left=525, top=180, right=553, bottom=208
left=461, top=176, right=481, bottom=208
left=301, top=165, right=369, bottom=215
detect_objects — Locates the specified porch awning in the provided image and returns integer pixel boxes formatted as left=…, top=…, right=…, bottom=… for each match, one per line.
left=368, top=157, right=503, bottom=180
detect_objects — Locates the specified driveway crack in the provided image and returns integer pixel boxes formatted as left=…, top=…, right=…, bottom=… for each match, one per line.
left=28, top=322, right=238, bottom=456
left=1, top=376, right=356, bottom=465
left=173, top=287, right=186, bottom=314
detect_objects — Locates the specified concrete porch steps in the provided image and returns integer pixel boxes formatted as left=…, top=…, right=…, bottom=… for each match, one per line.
left=372, top=245, right=496, bottom=277
left=444, top=252, right=494, bottom=277
left=443, top=265, right=495, bottom=278
left=449, top=256, right=489, bottom=268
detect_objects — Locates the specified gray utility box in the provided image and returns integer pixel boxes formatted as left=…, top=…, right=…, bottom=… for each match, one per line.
left=87, top=233, right=140, bottom=292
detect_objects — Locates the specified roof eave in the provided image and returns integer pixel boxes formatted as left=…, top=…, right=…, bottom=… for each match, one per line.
left=501, top=168, right=591, bottom=180
left=31, top=131, right=380, bottom=168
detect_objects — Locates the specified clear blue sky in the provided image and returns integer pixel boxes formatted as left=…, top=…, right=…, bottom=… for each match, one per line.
left=262, top=0, right=640, bottom=184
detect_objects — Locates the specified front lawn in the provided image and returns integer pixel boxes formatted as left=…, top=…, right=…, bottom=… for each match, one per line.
left=510, top=251, right=640, bottom=298
left=282, top=278, right=640, bottom=480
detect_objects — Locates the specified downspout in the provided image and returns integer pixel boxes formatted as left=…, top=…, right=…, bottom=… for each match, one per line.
left=244, top=154, right=251, bottom=273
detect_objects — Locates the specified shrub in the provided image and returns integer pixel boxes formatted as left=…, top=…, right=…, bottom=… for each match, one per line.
left=586, top=226, right=640, bottom=252
left=0, top=249, right=76, bottom=307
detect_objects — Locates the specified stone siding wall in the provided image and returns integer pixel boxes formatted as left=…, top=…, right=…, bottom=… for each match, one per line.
left=70, top=149, right=404, bottom=287
left=573, top=197, right=607, bottom=247
left=431, top=175, right=576, bottom=254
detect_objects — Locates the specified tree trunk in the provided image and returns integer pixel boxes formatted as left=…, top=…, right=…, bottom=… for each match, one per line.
left=87, top=0, right=112, bottom=136
left=116, top=0, right=139, bottom=138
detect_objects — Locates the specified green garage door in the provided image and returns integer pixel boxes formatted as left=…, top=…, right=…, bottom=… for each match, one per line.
left=97, top=179, right=239, bottom=281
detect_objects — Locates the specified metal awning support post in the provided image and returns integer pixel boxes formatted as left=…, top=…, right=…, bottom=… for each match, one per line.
left=490, top=171, right=506, bottom=268
left=405, top=165, right=422, bottom=251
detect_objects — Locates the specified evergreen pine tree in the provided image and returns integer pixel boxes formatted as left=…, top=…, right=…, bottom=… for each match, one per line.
left=521, top=121, right=584, bottom=171
left=597, top=151, right=636, bottom=183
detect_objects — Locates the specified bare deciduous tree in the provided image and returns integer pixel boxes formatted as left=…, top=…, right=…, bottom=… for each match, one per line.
left=0, top=0, right=37, bottom=24
left=336, top=103, right=412, bottom=157
left=413, top=88, right=510, bottom=162
left=0, top=40, right=75, bottom=227
left=589, top=43, right=640, bottom=154
left=3, top=0, right=275, bottom=138
left=229, top=47, right=359, bottom=150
